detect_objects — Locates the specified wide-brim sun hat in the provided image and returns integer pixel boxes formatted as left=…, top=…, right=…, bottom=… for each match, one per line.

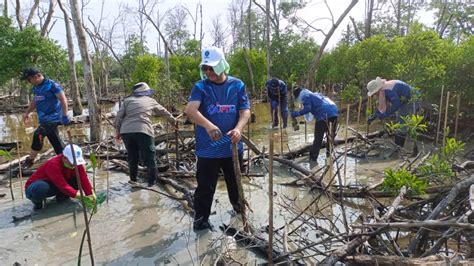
left=63, top=144, right=86, bottom=165
left=133, top=82, right=155, bottom=96
left=367, top=77, right=384, bottom=97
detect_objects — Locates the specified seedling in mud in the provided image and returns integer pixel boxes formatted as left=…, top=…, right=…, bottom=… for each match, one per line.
left=382, top=168, right=427, bottom=196
left=441, top=137, right=465, bottom=164
left=418, top=154, right=455, bottom=182
left=386, top=114, right=427, bottom=154
left=86, top=151, right=98, bottom=191
left=0, top=150, right=14, bottom=200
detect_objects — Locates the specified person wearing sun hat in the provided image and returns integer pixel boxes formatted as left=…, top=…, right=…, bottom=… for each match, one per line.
left=366, top=77, right=420, bottom=147
left=185, top=46, right=251, bottom=231
left=24, top=144, right=95, bottom=210
left=265, top=78, right=289, bottom=128
left=115, top=82, right=177, bottom=187
left=291, top=86, right=339, bottom=162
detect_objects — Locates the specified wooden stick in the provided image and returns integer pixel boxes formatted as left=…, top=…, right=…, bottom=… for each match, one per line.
left=304, top=121, right=307, bottom=142
left=246, top=121, right=251, bottom=175
left=357, top=96, right=362, bottom=125
left=366, top=96, right=371, bottom=136
left=343, top=104, right=350, bottom=184
left=15, top=126, right=24, bottom=198
left=231, top=142, right=250, bottom=233
left=268, top=132, right=274, bottom=263
left=106, top=139, right=109, bottom=204
left=278, top=88, right=283, bottom=154
left=442, top=91, right=450, bottom=147
left=435, top=86, right=444, bottom=146
left=66, top=131, right=94, bottom=265
left=454, top=94, right=460, bottom=139
left=175, top=120, right=180, bottom=169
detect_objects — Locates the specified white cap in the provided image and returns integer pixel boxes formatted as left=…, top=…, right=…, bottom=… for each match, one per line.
left=63, top=144, right=86, bottom=165
left=199, top=46, right=225, bottom=67
left=367, top=77, right=384, bottom=97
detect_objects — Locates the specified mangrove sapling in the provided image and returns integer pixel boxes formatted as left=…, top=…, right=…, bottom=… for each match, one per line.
left=382, top=168, right=428, bottom=196
left=0, top=150, right=14, bottom=200
left=386, top=114, right=428, bottom=156
left=87, top=151, right=97, bottom=191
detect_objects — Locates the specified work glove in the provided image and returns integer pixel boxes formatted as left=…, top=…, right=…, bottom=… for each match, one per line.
left=61, top=115, right=70, bottom=125
left=291, top=111, right=299, bottom=119
left=367, top=114, right=377, bottom=125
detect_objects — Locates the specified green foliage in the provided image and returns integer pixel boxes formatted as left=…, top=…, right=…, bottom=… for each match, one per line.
left=0, top=17, right=68, bottom=85
left=382, top=168, right=427, bottom=195
left=340, top=84, right=360, bottom=103
left=0, top=150, right=12, bottom=160
left=228, top=48, right=267, bottom=96
left=386, top=115, right=427, bottom=141
left=169, top=53, right=200, bottom=93
left=418, top=154, right=454, bottom=182
left=129, top=54, right=163, bottom=88
left=86, top=152, right=97, bottom=171
left=442, top=137, right=465, bottom=164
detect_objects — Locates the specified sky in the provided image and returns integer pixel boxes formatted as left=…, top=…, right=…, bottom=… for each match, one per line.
left=12, top=0, right=435, bottom=56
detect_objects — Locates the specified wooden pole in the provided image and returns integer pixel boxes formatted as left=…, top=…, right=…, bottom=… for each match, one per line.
left=246, top=121, right=251, bottom=175
left=15, top=126, right=24, bottom=198
left=231, top=143, right=250, bottom=233
left=442, top=91, right=450, bottom=147
left=435, top=86, right=444, bottom=146
left=66, top=131, right=94, bottom=265
left=343, top=104, right=350, bottom=183
left=268, top=132, right=274, bottom=263
left=304, top=121, right=307, bottom=142
left=454, top=94, right=460, bottom=139
left=278, top=87, right=283, bottom=154
left=106, top=139, right=109, bottom=204
left=366, top=96, right=371, bottom=136
left=175, top=121, right=180, bottom=169
left=357, top=96, right=362, bottom=125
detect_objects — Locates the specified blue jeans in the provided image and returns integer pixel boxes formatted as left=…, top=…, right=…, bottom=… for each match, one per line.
left=271, top=100, right=288, bottom=128
left=26, top=179, right=77, bottom=205
left=396, top=100, right=421, bottom=136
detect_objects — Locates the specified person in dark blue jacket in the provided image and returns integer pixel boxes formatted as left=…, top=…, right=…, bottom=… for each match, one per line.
left=266, top=78, right=288, bottom=128
left=20, top=68, right=70, bottom=169
left=291, top=87, right=339, bottom=162
left=366, top=77, right=420, bottom=147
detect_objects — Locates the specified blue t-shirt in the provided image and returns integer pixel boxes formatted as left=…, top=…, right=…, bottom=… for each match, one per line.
left=265, top=79, right=288, bottom=102
left=32, top=78, right=64, bottom=124
left=188, top=76, right=251, bottom=158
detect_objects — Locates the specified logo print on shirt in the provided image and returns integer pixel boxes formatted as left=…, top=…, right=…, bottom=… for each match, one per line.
left=34, top=95, right=45, bottom=102
left=207, top=103, right=236, bottom=115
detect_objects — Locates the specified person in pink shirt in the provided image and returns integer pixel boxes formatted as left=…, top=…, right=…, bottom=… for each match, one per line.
left=25, top=144, right=95, bottom=210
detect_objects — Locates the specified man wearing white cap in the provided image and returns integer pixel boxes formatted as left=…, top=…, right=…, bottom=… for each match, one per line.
left=185, top=46, right=251, bottom=231
left=25, top=144, right=95, bottom=210
left=366, top=77, right=420, bottom=147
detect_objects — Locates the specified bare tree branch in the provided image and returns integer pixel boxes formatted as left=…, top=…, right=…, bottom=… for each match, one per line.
left=26, top=0, right=39, bottom=27
left=40, top=0, right=55, bottom=37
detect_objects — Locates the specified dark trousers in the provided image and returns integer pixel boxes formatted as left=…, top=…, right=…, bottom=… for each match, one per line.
left=193, top=156, right=242, bottom=222
left=271, top=100, right=288, bottom=128
left=32, top=122, right=64, bottom=155
left=121, top=133, right=156, bottom=184
left=26, top=179, right=77, bottom=205
left=310, top=116, right=338, bottom=161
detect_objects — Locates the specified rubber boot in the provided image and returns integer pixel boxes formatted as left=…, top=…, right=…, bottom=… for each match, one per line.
left=394, top=135, right=406, bottom=148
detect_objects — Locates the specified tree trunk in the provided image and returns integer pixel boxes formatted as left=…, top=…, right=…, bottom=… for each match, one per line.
left=40, top=0, right=55, bottom=37
left=265, top=0, right=271, bottom=79
left=242, top=48, right=255, bottom=96
left=69, top=0, right=101, bottom=141
left=58, top=0, right=83, bottom=116
left=364, top=0, right=374, bottom=38
left=305, top=0, right=358, bottom=88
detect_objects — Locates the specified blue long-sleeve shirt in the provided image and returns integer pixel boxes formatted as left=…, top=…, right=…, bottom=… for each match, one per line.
left=377, top=81, right=413, bottom=119
left=294, top=90, right=338, bottom=121
left=266, top=79, right=288, bottom=102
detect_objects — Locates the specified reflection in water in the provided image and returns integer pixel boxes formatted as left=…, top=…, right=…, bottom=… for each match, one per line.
left=0, top=102, right=404, bottom=264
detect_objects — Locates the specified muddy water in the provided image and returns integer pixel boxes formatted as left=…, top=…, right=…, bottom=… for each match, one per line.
left=0, top=103, right=405, bottom=265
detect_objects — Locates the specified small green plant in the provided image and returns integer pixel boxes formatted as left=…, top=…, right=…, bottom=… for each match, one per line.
left=382, top=168, right=428, bottom=195
left=418, top=154, right=454, bottom=182
left=341, top=84, right=360, bottom=103
left=86, top=151, right=97, bottom=191
left=386, top=114, right=427, bottom=141
left=0, top=150, right=12, bottom=160
left=442, top=137, right=465, bottom=164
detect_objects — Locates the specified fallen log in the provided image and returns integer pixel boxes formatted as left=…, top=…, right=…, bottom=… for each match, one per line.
left=408, top=174, right=474, bottom=256
left=346, top=254, right=460, bottom=266
left=356, top=220, right=474, bottom=230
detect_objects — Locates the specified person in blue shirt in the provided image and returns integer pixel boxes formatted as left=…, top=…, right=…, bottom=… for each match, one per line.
left=20, top=68, right=70, bottom=169
left=366, top=77, right=420, bottom=147
left=184, top=46, right=251, bottom=231
left=291, top=87, right=339, bottom=162
left=266, top=78, right=288, bottom=128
